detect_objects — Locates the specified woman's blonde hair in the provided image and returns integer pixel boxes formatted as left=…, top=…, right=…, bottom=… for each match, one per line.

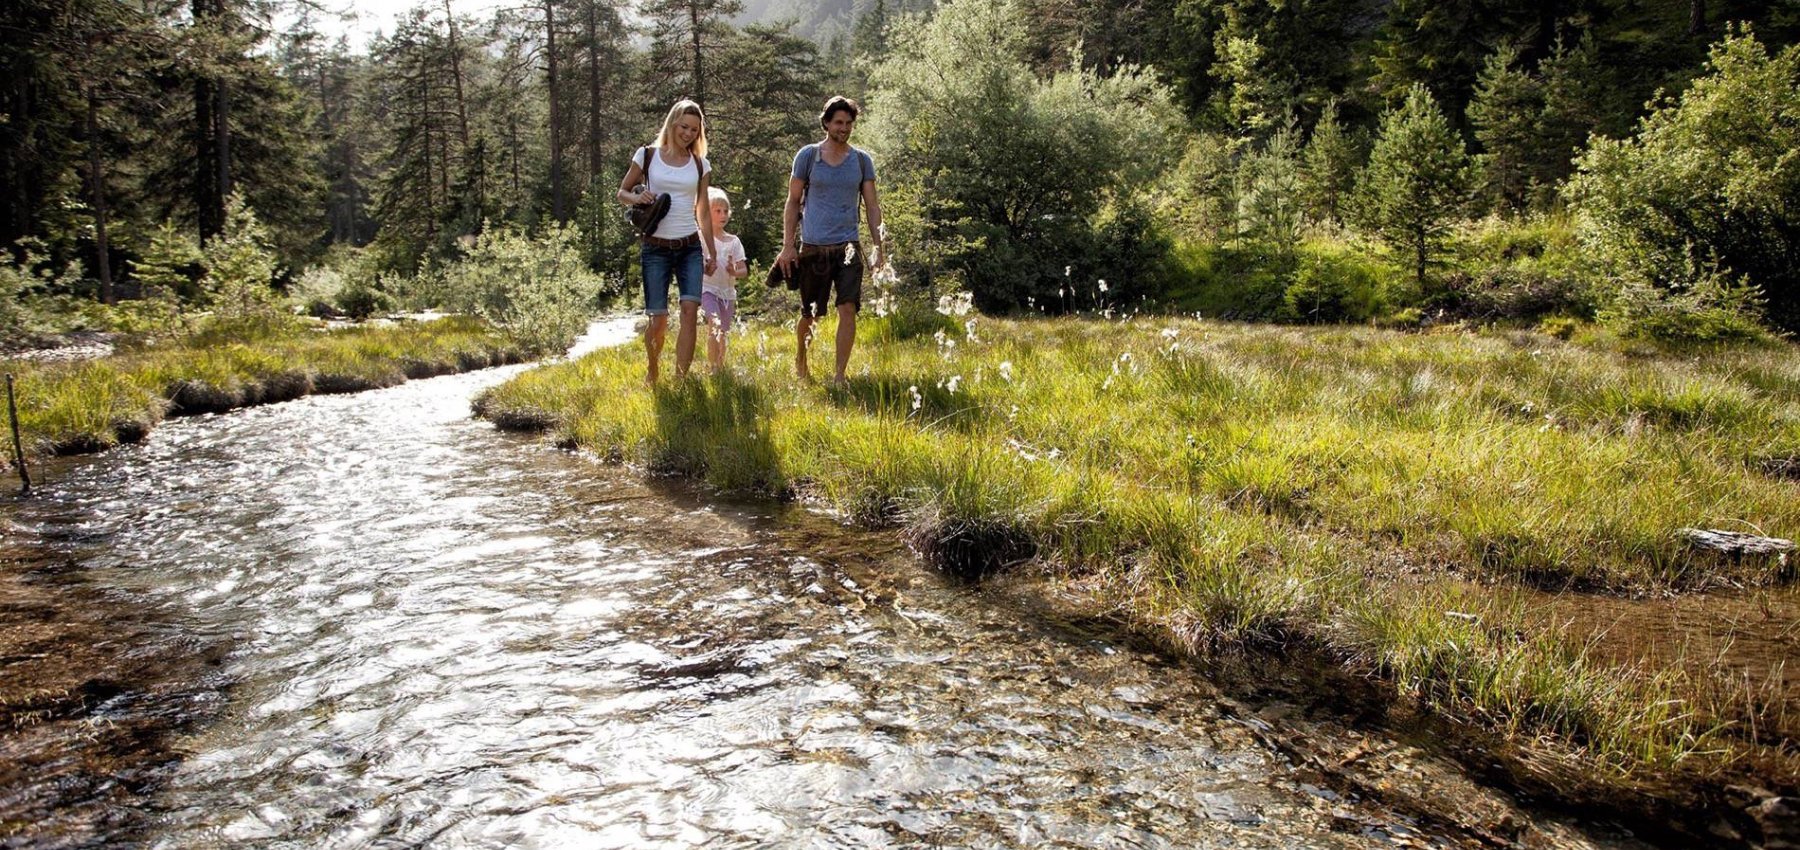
left=655, top=99, right=708, bottom=159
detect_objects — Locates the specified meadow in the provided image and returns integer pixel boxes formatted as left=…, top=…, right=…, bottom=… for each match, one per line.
left=475, top=305, right=1800, bottom=811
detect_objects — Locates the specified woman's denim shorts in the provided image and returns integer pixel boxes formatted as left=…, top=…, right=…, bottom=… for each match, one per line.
left=640, top=242, right=704, bottom=316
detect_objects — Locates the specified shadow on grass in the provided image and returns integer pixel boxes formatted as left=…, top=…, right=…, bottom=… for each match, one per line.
left=825, top=374, right=991, bottom=432
left=650, top=373, right=783, bottom=494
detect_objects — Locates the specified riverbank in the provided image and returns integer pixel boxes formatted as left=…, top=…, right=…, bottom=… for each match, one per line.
left=474, top=311, right=1800, bottom=844
left=1, top=315, right=528, bottom=468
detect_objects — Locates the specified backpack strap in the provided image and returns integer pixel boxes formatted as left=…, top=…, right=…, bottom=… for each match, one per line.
left=640, top=146, right=653, bottom=183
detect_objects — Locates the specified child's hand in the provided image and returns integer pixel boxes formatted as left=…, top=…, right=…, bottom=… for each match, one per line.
left=732, top=258, right=748, bottom=277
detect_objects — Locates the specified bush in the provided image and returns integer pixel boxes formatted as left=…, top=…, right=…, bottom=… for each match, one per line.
left=864, top=0, right=1181, bottom=313
left=336, top=275, right=394, bottom=320
left=1566, top=28, right=1800, bottom=333
left=288, top=266, right=347, bottom=317
left=1285, top=247, right=1382, bottom=323
left=1598, top=275, right=1768, bottom=346
left=1432, top=268, right=1595, bottom=322
left=441, top=224, right=604, bottom=354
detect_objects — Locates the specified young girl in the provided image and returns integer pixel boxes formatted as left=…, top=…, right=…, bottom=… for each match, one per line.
left=616, top=99, right=719, bottom=383
left=701, top=187, right=749, bottom=373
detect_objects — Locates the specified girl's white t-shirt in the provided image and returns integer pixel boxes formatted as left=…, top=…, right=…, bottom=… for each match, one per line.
left=634, top=146, right=710, bottom=240
left=703, top=233, right=746, bottom=300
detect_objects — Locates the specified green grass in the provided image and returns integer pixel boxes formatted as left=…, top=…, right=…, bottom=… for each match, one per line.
left=3, top=315, right=524, bottom=459
left=475, top=309, right=1800, bottom=790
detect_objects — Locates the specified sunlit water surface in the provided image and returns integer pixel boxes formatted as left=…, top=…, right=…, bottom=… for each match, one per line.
left=18, top=319, right=1449, bottom=848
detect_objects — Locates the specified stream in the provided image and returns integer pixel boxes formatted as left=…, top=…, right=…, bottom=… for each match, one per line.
left=0, top=319, right=1640, bottom=848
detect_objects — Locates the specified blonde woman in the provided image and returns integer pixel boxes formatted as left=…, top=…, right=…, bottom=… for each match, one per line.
left=617, top=99, right=719, bottom=383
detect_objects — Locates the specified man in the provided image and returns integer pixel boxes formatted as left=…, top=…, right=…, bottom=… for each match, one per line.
left=775, top=95, right=885, bottom=384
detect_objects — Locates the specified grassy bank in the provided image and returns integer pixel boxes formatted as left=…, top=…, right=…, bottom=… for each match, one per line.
left=474, top=311, right=1800, bottom=818
left=3, top=315, right=526, bottom=462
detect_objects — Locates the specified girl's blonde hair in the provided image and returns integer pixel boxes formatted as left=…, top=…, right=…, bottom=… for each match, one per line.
left=707, top=187, right=731, bottom=213
left=655, top=99, right=708, bottom=159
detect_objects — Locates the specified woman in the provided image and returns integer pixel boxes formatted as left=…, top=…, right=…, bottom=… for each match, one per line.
left=617, top=99, right=718, bottom=383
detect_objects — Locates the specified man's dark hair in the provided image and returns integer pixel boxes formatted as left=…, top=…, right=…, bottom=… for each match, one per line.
left=819, top=95, right=861, bottom=127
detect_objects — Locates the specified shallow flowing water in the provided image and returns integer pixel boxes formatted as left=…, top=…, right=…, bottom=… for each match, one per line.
left=5, top=320, right=1603, bottom=848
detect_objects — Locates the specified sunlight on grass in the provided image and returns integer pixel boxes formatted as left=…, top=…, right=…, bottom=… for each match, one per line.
left=475, top=311, right=1800, bottom=781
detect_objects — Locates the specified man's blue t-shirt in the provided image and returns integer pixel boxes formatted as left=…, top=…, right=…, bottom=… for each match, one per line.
left=794, top=143, right=876, bottom=246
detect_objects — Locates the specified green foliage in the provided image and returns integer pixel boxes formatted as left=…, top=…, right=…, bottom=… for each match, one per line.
left=1599, top=276, right=1769, bottom=346
left=1567, top=28, right=1800, bottom=334
left=1300, top=100, right=1361, bottom=224
left=1351, top=84, right=1473, bottom=286
left=863, top=0, right=1180, bottom=313
left=201, top=194, right=283, bottom=319
left=1160, top=132, right=1245, bottom=241
left=1468, top=37, right=1608, bottom=214
left=441, top=224, right=604, bottom=353
left=1467, top=46, right=1539, bottom=212
left=130, top=223, right=205, bottom=303
left=1235, top=126, right=1304, bottom=265
left=1284, top=244, right=1383, bottom=323
left=1165, top=237, right=1396, bottom=323
left=1433, top=215, right=1598, bottom=322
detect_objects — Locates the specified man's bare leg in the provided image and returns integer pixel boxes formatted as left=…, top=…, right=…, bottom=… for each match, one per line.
left=795, top=314, right=815, bottom=381
left=833, top=302, right=856, bottom=383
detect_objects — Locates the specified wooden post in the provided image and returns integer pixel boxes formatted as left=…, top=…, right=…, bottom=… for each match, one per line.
left=5, top=374, right=29, bottom=495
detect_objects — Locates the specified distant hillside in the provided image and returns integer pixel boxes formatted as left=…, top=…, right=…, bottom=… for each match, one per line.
left=736, top=0, right=934, bottom=47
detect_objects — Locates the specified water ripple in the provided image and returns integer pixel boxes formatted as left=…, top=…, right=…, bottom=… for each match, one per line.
left=19, top=321, right=1424, bottom=848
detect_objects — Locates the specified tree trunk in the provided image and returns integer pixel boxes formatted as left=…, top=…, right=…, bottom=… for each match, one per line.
left=443, top=0, right=471, bottom=149
left=546, top=0, right=565, bottom=222
left=216, top=78, right=232, bottom=207
left=84, top=91, right=113, bottom=304
left=586, top=0, right=603, bottom=181
left=689, top=1, right=704, bottom=108
left=192, top=3, right=220, bottom=242
left=1688, top=0, right=1706, bottom=37
left=509, top=113, right=522, bottom=198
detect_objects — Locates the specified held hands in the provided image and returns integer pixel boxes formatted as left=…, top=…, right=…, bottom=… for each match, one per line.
left=703, top=255, right=717, bottom=276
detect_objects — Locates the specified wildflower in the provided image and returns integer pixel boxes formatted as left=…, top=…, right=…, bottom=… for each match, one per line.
left=909, top=385, right=922, bottom=411
left=964, top=318, right=979, bottom=342
left=1097, top=279, right=1108, bottom=292
left=945, top=374, right=962, bottom=393
left=844, top=243, right=857, bottom=265
left=1161, top=327, right=1179, bottom=339
left=999, top=360, right=1013, bottom=382
left=1064, top=266, right=1071, bottom=277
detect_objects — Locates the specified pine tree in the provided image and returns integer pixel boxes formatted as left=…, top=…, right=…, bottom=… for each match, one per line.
left=1351, top=83, right=1471, bottom=286
left=641, top=0, right=744, bottom=109
left=1467, top=45, right=1542, bottom=212
left=1300, top=100, right=1360, bottom=224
